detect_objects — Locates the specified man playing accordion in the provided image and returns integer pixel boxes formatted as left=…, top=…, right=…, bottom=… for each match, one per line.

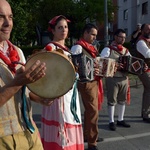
left=100, top=29, right=131, bottom=131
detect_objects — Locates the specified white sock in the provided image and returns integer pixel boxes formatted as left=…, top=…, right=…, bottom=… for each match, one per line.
left=108, top=105, right=115, bottom=123
left=118, top=104, right=125, bottom=121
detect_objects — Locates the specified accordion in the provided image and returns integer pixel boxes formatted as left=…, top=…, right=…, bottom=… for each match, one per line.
left=71, top=54, right=94, bottom=82
left=94, top=57, right=116, bottom=77
left=118, top=56, right=144, bottom=75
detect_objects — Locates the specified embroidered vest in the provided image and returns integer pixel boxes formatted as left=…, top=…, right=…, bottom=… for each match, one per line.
left=109, top=46, right=128, bottom=77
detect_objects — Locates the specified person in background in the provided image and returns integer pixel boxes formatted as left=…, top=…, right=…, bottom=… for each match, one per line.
left=41, top=15, right=84, bottom=150
left=100, top=29, right=131, bottom=131
left=130, top=23, right=142, bottom=56
left=71, top=23, right=104, bottom=150
left=0, top=0, right=53, bottom=149
left=136, top=23, right=150, bottom=123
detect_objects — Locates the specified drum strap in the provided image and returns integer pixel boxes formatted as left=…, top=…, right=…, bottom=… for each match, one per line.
left=50, top=41, right=71, bottom=53
left=70, top=74, right=80, bottom=123
left=22, top=86, right=35, bottom=133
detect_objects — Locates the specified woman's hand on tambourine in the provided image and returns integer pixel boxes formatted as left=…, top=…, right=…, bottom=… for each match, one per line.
left=29, top=92, right=55, bottom=106
left=13, top=60, right=46, bottom=86
left=39, top=98, right=55, bottom=106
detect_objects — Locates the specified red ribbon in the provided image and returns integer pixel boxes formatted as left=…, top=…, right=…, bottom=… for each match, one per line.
left=76, top=38, right=98, bottom=58
left=95, top=76, right=104, bottom=110
left=0, top=40, right=20, bottom=74
left=76, top=39, right=103, bottom=110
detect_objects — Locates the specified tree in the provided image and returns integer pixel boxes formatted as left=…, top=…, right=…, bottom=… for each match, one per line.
left=8, top=0, right=41, bottom=45
left=37, top=0, right=115, bottom=40
left=7, top=0, right=115, bottom=46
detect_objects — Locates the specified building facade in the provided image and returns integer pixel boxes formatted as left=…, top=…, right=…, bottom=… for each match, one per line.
left=117, top=0, right=150, bottom=41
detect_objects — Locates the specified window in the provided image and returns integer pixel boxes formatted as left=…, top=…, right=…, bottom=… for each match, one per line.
left=142, top=2, right=148, bottom=15
left=124, top=9, right=128, bottom=20
left=124, top=28, right=128, bottom=36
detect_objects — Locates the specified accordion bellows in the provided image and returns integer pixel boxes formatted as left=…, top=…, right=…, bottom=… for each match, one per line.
left=118, top=56, right=144, bottom=75
left=72, top=54, right=116, bottom=82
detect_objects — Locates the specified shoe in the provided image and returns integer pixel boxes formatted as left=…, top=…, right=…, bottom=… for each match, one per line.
left=117, top=120, right=131, bottom=127
left=143, top=118, right=150, bottom=123
left=97, top=137, right=104, bottom=142
left=88, top=146, right=98, bottom=150
left=84, top=137, right=103, bottom=143
left=109, top=122, right=116, bottom=131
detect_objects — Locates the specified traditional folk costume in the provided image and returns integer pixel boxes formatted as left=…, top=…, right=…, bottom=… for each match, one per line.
left=0, top=40, right=43, bottom=150
left=71, top=38, right=104, bottom=148
left=136, top=36, right=150, bottom=120
left=41, top=42, right=84, bottom=150
left=100, top=41, right=131, bottom=127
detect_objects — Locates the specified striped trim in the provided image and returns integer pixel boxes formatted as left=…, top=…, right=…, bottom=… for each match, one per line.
left=41, top=122, right=84, bottom=150
left=41, top=142, right=84, bottom=150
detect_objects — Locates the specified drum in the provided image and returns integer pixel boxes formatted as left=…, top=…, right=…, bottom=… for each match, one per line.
left=0, top=62, right=14, bottom=84
left=95, top=57, right=116, bottom=77
left=118, top=55, right=144, bottom=75
left=25, top=51, right=76, bottom=99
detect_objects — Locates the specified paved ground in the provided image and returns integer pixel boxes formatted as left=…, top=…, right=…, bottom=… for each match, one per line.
left=32, top=76, right=150, bottom=150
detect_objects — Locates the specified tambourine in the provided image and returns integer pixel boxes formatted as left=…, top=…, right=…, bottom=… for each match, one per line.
left=0, top=62, right=14, bottom=84
left=25, top=50, right=76, bottom=99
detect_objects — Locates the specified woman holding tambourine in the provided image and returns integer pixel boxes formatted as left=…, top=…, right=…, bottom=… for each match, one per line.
left=40, top=15, right=84, bottom=150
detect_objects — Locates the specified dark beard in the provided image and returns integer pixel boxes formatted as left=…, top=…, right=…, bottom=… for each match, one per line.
left=143, top=33, right=150, bottom=39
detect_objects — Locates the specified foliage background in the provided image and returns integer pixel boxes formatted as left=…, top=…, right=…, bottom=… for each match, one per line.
left=7, top=0, right=115, bottom=46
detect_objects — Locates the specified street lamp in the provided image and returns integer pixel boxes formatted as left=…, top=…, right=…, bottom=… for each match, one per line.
left=104, top=0, right=109, bottom=46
